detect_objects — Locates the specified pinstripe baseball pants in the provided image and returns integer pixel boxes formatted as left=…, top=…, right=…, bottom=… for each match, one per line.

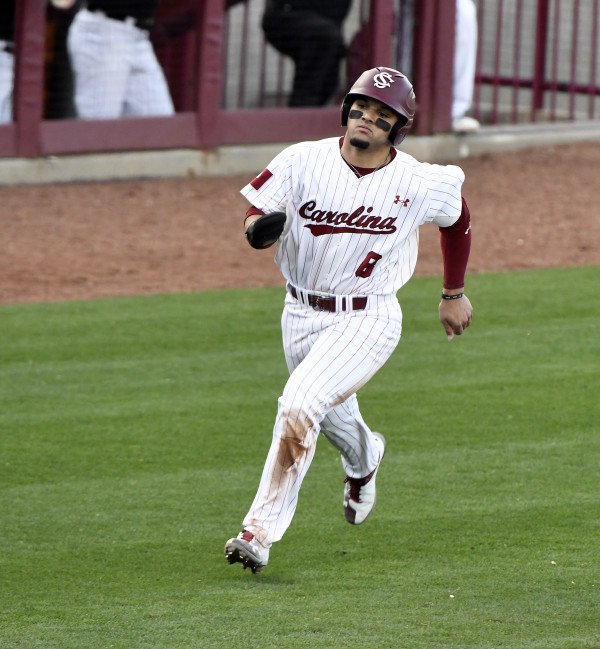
left=243, top=291, right=402, bottom=546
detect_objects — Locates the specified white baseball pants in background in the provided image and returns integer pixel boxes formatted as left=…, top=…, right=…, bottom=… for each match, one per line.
left=67, top=9, right=174, bottom=119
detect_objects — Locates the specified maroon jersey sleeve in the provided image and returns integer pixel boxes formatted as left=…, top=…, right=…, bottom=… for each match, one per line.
left=439, top=198, right=472, bottom=290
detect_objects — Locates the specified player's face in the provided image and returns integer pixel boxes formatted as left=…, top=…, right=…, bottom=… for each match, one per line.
left=347, top=97, right=398, bottom=150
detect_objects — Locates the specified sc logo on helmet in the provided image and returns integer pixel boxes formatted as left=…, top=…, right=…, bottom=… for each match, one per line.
left=373, top=72, right=394, bottom=89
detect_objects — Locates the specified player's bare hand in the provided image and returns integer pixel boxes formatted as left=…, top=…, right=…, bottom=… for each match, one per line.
left=439, top=294, right=473, bottom=341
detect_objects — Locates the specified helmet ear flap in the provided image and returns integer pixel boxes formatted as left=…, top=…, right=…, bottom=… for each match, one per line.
left=389, top=122, right=401, bottom=145
left=389, top=114, right=409, bottom=145
left=340, top=96, right=353, bottom=127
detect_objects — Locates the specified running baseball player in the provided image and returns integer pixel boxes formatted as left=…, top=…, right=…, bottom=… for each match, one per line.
left=67, top=0, right=174, bottom=119
left=225, top=66, right=473, bottom=573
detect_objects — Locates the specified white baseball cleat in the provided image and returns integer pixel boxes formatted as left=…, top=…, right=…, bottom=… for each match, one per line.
left=343, top=433, right=386, bottom=525
left=224, top=530, right=270, bottom=573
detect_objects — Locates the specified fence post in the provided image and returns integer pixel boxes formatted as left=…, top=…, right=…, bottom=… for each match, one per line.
left=368, top=0, right=395, bottom=65
left=431, top=0, right=455, bottom=133
left=532, top=0, right=550, bottom=119
left=13, top=0, right=46, bottom=157
left=411, top=0, right=455, bottom=135
left=195, top=0, right=226, bottom=148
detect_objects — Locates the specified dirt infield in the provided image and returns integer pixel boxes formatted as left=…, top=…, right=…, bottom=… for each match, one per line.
left=1, top=141, right=599, bottom=305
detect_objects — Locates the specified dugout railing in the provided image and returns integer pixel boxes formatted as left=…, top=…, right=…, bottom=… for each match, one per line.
left=1, top=0, right=599, bottom=160
left=474, top=0, right=600, bottom=124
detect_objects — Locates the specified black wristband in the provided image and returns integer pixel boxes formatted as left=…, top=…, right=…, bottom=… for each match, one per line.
left=441, top=292, right=464, bottom=300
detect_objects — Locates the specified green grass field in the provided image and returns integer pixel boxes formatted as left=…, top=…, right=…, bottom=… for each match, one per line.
left=1, top=266, right=598, bottom=649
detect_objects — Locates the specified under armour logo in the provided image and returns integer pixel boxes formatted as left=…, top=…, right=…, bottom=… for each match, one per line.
left=394, top=196, right=410, bottom=207
left=374, top=72, right=394, bottom=89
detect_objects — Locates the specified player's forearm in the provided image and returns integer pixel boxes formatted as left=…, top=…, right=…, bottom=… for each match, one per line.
left=439, top=198, right=472, bottom=290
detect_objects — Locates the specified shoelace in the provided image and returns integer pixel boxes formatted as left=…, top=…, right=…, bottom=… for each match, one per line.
left=344, top=467, right=376, bottom=501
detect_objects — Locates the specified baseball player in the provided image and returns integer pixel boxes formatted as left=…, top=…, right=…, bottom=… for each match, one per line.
left=1, top=1, right=80, bottom=123
left=225, top=66, right=473, bottom=573
left=262, top=0, right=352, bottom=107
left=0, top=0, right=15, bottom=124
left=453, top=0, right=480, bottom=133
left=67, top=0, right=174, bottom=119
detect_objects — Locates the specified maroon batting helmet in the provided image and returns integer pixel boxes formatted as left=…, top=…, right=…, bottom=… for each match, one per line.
left=341, top=67, right=416, bottom=145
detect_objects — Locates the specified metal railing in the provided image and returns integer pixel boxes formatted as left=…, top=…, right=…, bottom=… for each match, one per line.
left=474, top=0, right=600, bottom=124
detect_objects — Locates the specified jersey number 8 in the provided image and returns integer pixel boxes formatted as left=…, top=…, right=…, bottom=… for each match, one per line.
left=355, top=252, right=383, bottom=278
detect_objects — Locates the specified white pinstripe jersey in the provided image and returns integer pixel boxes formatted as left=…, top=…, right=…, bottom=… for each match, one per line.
left=241, top=137, right=465, bottom=296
